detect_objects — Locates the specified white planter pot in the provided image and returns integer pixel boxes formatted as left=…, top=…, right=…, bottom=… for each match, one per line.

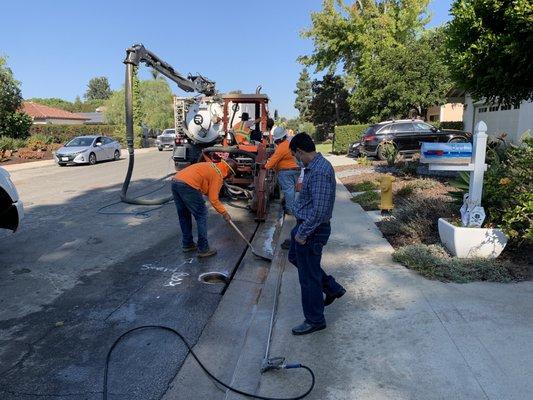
left=438, top=218, right=508, bottom=259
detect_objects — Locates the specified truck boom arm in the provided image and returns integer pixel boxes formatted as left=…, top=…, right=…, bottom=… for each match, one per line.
left=124, top=43, right=215, bottom=95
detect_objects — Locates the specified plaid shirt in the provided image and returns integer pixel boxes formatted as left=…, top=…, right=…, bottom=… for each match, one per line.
left=294, top=153, right=336, bottom=240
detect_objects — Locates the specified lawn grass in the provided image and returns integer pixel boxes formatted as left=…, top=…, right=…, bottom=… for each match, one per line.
left=315, top=142, right=332, bottom=154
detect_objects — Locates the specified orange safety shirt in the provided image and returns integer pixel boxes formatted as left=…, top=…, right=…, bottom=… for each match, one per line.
left=174, top=161, right=230, bottom=215
left=233, top=121, right=251, bottom=144
left=264, top=140, right=298, bottom=171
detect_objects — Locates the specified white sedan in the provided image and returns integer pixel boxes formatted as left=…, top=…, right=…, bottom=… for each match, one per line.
left=55, top=135, right=121, bottom=166
left=0, top=166, right=23, bottom=232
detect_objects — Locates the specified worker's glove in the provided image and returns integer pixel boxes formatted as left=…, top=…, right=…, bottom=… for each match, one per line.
left=222, top=212, right=231, bottom=222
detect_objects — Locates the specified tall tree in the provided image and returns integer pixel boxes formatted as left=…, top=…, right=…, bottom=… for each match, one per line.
left=300, top=0, right=441, bottom=123
left=0, top=57, right=32, bottom=139
left=351, top=28, right=451, bottom=122
left=309, top=74, right=352, bottom=141
left=445, top=0, right=533, bottom=105
left=294, top=68, right=313, bottom=121
left=85, top=76, right=112, bottom=100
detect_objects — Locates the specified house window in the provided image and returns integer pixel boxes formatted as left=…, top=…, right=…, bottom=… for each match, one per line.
left=489, top=106, right=499, bottom=112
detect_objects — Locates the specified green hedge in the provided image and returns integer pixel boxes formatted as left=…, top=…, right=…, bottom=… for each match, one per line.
left=333, top=124, right=370, bottom=154
left=29, top=124, right=124, bottom=144
left=432, top=121, right=464, bottom=131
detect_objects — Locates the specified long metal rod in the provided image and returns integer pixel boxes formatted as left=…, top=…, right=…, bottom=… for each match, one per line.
left=228, top=220, right=272, bottom=262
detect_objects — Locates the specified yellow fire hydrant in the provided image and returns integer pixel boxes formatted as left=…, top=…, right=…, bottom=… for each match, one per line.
left=380, top=175, right=394, bottom=212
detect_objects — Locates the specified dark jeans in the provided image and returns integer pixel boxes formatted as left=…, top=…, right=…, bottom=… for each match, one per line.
left=288, top=222, right=344, bottom=326
left=171, top=180, right=209, bottom=251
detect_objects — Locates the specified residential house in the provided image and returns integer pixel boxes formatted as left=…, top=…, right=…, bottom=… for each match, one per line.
left=463, top=94, right=533, bottom=143
left=22, top=102, right=89, bottom=125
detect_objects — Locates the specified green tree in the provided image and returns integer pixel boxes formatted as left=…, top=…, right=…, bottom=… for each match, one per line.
left=445, top=0, right=533, bottom=105
left=309, top=74, right=352, bottom=141
left=0, top=57, right=32, bottom=139
left=300, top=0, right=442, bottom=122
left=351, top=28, right=451, bottom=122
left=294, top=68, right=313, bottom=121
left=85, top=76, right=112, bottom=100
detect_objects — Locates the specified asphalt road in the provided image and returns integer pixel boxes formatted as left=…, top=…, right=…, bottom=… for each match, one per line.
left=0, top=149, right=266, bottom=399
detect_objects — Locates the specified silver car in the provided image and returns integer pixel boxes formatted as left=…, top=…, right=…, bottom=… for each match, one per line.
left=55, top=135, right=121, bottom=166
left=156, top=129, right=176, bottom=151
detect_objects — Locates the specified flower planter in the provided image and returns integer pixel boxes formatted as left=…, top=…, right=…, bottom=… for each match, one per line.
left=438, top=218, right=508, bottom=259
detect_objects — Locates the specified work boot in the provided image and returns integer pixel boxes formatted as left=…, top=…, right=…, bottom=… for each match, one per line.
left=280, top=239, right=291, bottom=250
left=324, top=288, right=346, bottom=306
left=291, top=321, right=326, bottom=336
left=198, top=248, right=217, bottom=258
left=182, top=243, right=197, bottom=253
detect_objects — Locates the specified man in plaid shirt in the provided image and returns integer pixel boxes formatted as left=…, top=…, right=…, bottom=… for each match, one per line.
left=288, top=133, right=346, bottom=335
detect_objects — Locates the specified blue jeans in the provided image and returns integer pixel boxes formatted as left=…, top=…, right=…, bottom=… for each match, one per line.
left=278, top=169, right=299, bottom=214
left=288, top=222, right=344, bottom=326
left=172, top=180, right=209, bottom=252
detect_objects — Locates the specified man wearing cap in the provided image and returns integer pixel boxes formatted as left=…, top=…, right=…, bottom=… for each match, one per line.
left=172, top=158, right=238, bottom=258
left=265, top=126, right=300, bottom=215
left=233, top=112, right=261, bottom=144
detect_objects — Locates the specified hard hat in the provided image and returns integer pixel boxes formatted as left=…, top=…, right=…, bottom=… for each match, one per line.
left=272, top=126, right=287, bottom=141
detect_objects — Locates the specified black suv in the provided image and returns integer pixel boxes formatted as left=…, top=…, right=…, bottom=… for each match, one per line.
left=349, top=120, right=470, bottom=159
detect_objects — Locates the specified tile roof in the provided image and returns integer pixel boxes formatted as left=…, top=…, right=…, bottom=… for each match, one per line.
left=22, top=102, right=90, bottom=121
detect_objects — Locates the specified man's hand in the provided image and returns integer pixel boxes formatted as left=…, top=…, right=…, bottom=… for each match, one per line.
left=222, top=212, right=231, bottom=222
left=295, top=235, right=306, bottom=245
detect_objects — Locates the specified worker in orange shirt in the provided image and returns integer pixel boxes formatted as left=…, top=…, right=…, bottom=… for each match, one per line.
left=172, top=158, right=238, bottom=258
left=265, top=126, right=300, bottom=215
left=232, top=112, right=261, bottom=144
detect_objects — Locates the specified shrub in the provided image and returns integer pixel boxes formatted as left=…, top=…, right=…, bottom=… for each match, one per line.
left=381, top=140, right=398, bottom=166
left=397, top=154, right=420, bottom=176
left=333, top=124, right=369, bottom=154
left=440, top=121, right=464, bottom=131
left=450, top=137, right=533, bottom=245
left=27, top=134, right=54, bottom=150
left=357, top=155, right=372, bottom=166
left=351, top=190, right=380, bottom=210
left=29, top=124, right=118, bottom=144
left=393, top=244, right=528, bottom=283
left=353, top=180, right=379, bottom=192
left=397, top=184, right=414, bottom=197
left=16, top=148, right=47, bottom=160
left=378, top=194, right=458, bottom=247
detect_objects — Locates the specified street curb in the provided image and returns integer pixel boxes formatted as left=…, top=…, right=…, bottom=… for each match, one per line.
left=161, top=203, right=285, bottom=400
left=223, top=215, right=295, bottom=400
left=1, top=147, right=157, bottom=172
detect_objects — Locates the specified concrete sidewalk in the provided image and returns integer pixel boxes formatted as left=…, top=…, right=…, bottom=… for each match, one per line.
left=225, top=177, right=533, bottom=400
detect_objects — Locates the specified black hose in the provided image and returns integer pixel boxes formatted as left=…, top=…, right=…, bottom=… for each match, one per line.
left=103, top=325, right=315, bottom=400
left=121, top=62, right=173, bottom=206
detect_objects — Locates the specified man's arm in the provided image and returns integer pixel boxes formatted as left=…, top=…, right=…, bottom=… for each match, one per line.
left=264, top=146, right=283, bottom=170
left=296, top=172, right=334, bottom=241
left=207, top=178, right=227, bottom=215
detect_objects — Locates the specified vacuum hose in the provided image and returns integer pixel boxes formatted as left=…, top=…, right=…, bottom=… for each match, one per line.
left=120, top=63, right=173, bottom=205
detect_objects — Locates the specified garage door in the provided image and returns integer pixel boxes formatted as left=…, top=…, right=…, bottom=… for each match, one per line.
left=474, top=105, right=520, bottom=142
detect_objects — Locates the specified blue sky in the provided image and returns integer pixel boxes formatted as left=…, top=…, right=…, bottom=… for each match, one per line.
left=1, top=0, right=453, bottom=118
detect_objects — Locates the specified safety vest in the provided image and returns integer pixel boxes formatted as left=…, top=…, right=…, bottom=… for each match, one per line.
left=233, top=121, right=250, bottom=143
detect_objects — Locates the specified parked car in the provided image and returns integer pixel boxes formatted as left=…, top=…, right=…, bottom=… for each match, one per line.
left=0, top=166, right=23, bottom=232
left=156, top=129, right=176, bottom=151
left=55, top=136, right=121, bottom=166
left=351, top=120, right=470, bottom=160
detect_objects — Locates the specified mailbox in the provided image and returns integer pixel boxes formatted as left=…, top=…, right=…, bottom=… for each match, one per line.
left=420, top=142, right=472, bottom=165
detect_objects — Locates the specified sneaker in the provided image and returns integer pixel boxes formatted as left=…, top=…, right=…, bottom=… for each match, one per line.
left=280, top=239, right=291, bottom=250
left=182, top=243, right=197, bottom=253
left=198, top=248, right=217, bottom=258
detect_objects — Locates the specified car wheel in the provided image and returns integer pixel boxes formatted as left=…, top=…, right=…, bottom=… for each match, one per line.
left=89, top=153, right=97, bottom=165
left=114, top=150, right=120, bottom=160
left=59, top=163, right=66, bottom=167
left=158, top=147, right=163, bottom=151
left=448, top=137, right=466, bottom=143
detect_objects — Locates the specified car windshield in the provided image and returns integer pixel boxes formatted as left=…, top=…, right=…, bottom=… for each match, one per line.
left=65, top=137, right=94, bottom=147
left=163, top=130, right=175, bottom=135
left=363, top=126, right=376, bottom=136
